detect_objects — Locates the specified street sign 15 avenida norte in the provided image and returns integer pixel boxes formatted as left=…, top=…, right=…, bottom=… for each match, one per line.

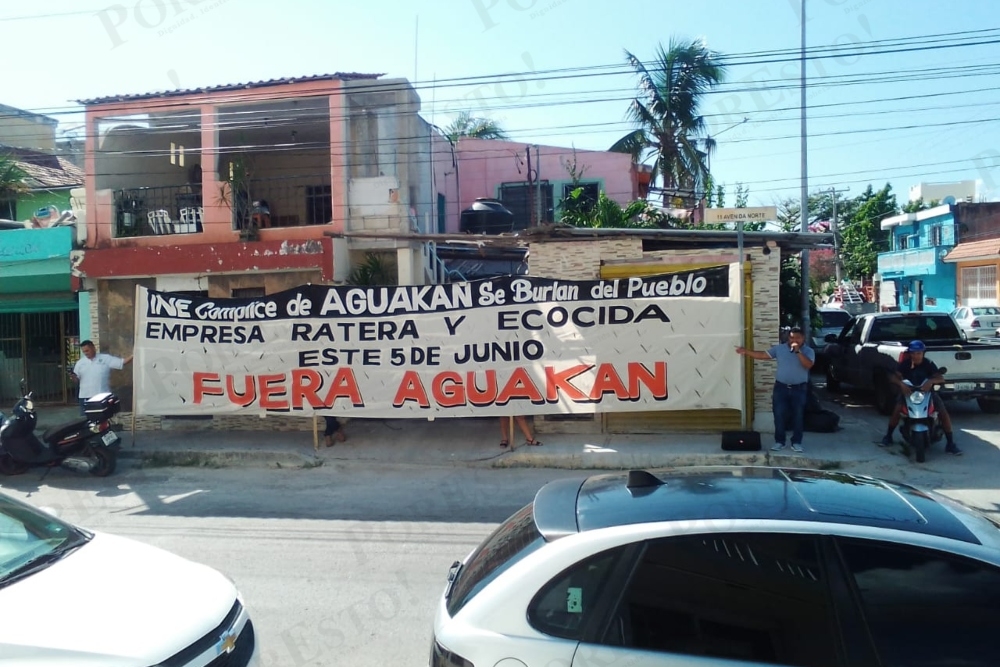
left=703, top=206, right=778, bottom=224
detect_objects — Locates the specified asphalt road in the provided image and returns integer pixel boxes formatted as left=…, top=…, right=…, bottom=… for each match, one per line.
left=2, top=383, right=999, bottom=666
left=0, top=463, right=586, bottom=667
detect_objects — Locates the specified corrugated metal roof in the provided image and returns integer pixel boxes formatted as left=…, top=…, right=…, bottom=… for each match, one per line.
left=2, top=146, right=83, bottom=190
left=78, top=72, right=385, bottom=106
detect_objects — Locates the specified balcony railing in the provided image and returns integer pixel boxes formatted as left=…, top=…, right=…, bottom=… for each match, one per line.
left=114, top=185, right=203, bottom=238
left=878, top=247, right=940, bottom=275
left=232, top=176, right=333, bottom=231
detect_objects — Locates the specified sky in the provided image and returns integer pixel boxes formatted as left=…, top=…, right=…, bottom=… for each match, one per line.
left=3, top=0, right=1000, bottom=209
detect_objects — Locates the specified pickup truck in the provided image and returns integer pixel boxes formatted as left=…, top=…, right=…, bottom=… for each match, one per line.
left=823, top=311, right=1000, bottom=415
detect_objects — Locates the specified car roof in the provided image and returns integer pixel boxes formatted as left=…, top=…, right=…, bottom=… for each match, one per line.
left=533, top=466, right=986, bottom=545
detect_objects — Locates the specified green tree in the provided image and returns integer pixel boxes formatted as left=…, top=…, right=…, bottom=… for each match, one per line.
left=444, top=111, right=510, bottom=142
left=773, top=197, right=820, bottom=328
left=901, top=197, right=940, bottom=213
left=610, top=38, right=727, bottom=207
left=560, top=190, right=665, bottom=229
left=0, top=153, right=28, bottom=210
left=840, top=184, right=898, bottom=280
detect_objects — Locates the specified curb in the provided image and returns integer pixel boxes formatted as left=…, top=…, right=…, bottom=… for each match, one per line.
left=116, top=446, right=874, bottom=472
left=119, top=448, right=318, bottom=469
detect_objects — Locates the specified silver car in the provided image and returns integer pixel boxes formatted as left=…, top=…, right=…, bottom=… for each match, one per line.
left=951, top=306, right=1000, bottom=340
left=432, top=466, right=1000, bottom=667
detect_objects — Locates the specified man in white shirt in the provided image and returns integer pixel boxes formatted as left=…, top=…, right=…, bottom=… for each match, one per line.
left=70, top=340, right=133, bottom=415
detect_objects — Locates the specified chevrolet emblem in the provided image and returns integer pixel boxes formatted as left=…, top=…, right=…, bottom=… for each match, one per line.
left=218, top=630, right=238, bottom=655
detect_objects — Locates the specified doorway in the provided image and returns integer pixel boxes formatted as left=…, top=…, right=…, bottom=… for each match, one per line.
left=0, top=311, right=79, bottom=405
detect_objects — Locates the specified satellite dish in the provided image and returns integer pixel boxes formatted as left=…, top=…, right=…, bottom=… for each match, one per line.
left=943, top=195, right=956, bottom=205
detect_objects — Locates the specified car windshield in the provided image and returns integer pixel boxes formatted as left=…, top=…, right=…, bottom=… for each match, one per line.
left=972, top=307, right=1000, bottom=316
left=446, top=502, right=545, bottom=617
left=820, top=311, right=852, bottom=329
left=868, top=315, right=962, bottom=343
left=0, top=494, right=88, bottom=588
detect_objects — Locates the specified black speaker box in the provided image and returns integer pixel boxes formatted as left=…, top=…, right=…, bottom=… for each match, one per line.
left=721, top=430, right=762, bottom=451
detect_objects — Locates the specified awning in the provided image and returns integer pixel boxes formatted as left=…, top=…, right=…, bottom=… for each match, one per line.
left=0, top=257, right=71, bottom=295
left=0, top=292, right=78, bottom=314
left=944, top=239, right=1000, bottom=263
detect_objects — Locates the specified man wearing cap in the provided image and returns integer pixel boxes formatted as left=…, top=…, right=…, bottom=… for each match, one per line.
left=881, top=340, right=961, bottom=454
left=737, top=326, right=815, bottom=453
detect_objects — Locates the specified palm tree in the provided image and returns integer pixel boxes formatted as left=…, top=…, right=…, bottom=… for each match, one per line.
left=444, top=111, right=510, bottom=143
left=610, top=39, right=726, bottom=207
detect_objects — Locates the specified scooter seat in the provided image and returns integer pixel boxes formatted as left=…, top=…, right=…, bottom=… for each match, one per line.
left=42, top=419, right=92, bottom=444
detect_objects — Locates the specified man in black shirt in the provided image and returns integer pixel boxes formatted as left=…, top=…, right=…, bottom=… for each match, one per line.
left=881, top=340, right=961, bottom=454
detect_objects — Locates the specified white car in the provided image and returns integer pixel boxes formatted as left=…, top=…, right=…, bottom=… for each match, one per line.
left=951, top=306, right=1000, bottom=340
left=0, top=491, right=259, bottom=666
left=432, top=466, right=1000, bottom=667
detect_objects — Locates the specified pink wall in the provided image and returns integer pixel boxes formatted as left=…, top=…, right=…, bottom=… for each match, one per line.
left=435, top=137, right=640, bottom=233
left=84, top=79, right=347, bottom=249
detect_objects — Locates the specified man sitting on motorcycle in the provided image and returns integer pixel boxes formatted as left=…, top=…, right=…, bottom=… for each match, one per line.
left=881, top=340, right=962, bottom=455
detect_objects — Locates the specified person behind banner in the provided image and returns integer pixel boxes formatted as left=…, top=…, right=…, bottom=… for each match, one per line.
left=70, top=340, right=133, bottom=416
left=500, top=416, right=541, bottom=448
left=324, top=416, right=347, bottom=447
left=736, top=326, right=815, bottom=453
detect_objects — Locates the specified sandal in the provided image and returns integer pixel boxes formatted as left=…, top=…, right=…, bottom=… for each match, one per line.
left=525, top=439, right=543, bottom=446
left=500, top=440, right=509, bottom=448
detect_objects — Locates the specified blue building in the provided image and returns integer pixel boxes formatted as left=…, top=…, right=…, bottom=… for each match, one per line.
left=877, top=204, right=957, bottom=313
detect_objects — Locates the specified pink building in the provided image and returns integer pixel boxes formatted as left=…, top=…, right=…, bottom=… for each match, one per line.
left=431, top=136, right=652, bottom=233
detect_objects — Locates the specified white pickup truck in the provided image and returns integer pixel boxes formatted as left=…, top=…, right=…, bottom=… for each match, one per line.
left=823, top=311, right=1000, bottom=415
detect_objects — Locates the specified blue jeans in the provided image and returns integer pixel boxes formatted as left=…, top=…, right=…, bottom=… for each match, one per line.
left=773, top=382, right=808, bottom=446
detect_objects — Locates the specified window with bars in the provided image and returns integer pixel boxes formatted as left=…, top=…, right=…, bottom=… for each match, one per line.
left=499, top=181, right=554, bottom=229
left=305, top=185, right=333, bottom=225
left=961, top=265, right=998, bottom=304
left=0, top=199, right=15, bottom=219
left=929, top=225, right=942, bottom=246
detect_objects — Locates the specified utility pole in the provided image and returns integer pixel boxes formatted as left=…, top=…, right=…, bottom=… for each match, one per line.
left=829, top=186, right=851, bottom=285
left=799, top=0, right=810, bottom=341
left=534, top=145, right=542, bottom=226
left=525, top=147, right=535, bottom=227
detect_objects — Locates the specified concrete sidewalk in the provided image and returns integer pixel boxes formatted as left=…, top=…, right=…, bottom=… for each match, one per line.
left=91, top=414, right=886, bottom=471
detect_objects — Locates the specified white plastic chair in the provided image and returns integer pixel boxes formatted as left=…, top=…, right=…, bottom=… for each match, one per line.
left=179, top=207, right=203, bottom=233
left=148, top=210, right=171, bottom=235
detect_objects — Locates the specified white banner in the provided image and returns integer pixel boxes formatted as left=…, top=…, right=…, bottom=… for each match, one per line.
left=133, top=264, right=744, bottom=418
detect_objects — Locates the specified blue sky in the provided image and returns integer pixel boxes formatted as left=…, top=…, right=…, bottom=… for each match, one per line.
left=4, top=0, right=1000, bottom=207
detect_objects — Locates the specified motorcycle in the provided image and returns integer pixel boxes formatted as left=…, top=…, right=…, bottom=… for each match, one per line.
left=0, top=381, right=122, bottom=477
left=898, top=366, right=948, bottom=463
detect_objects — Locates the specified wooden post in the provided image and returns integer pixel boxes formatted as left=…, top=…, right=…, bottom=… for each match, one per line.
left=131, top=284, right=140, bottom=446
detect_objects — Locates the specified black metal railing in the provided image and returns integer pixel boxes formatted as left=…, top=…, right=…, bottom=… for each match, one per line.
left=114, top=185, right=204, bottom=237
left=232, top=176, right=333, bottom=231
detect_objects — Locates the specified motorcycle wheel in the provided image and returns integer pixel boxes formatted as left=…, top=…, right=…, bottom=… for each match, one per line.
left=913, top=431, right=929, bottom=464
left=0, top=453, right=28, bottom=476
left=89, top=446, right=117, bottom=477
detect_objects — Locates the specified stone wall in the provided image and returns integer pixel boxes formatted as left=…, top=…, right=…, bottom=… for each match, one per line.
left=527, top=238, right=782, bottom=433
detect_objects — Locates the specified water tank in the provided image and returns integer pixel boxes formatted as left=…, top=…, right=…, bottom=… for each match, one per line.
left=460, top=198, right=515, bottom=234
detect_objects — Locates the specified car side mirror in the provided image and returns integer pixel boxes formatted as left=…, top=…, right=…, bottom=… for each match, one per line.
left=824, top=334, right=838, bottom=343
left=938, top=367, right=948, bottom=375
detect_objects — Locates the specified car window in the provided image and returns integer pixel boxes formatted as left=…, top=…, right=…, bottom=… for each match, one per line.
left=602, top=533, right=838, bottom=666
left=868, top=315, right=959, bottom=343
left=838, top=538, right=1000, bottom=667
left=528, top=547, right=624, bottom=640
left=849, top=319, right=864, bottom=344
left=972, top=307, right=1000, bottom=316
left=821, top=311, right=852, bottom=329
left=446, top=502, right=544, bottom=617
left=0, top=494, right=88, bottom=587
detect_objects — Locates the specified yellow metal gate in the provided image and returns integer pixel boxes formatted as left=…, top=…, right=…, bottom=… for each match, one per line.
left=601, top=261, right=754, bottom=433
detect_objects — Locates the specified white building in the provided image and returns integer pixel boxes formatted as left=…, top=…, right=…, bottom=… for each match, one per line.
left=909, top=180, right=977, bottom=204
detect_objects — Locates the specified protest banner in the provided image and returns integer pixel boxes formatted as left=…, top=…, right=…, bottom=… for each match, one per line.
left=133, top=264, right=743, bottom=417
